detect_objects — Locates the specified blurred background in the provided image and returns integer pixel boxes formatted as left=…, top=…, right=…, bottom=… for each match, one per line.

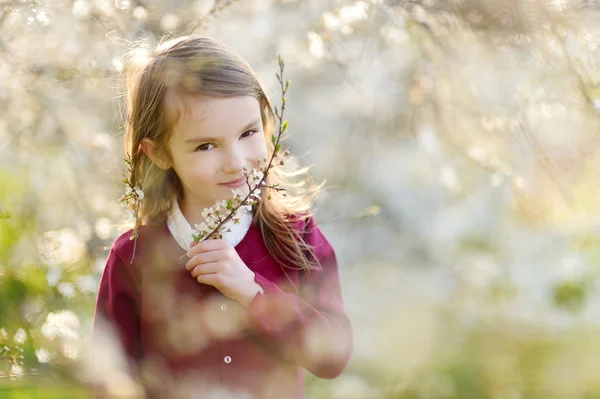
left=2, top=0, right=600, bottom=397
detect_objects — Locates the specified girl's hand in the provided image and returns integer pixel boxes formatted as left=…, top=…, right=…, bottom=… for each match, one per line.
left=185, top=239, right=263, bottom=307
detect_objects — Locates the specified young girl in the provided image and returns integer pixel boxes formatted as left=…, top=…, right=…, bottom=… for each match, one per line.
left=93, top=36, right=352, bottom=399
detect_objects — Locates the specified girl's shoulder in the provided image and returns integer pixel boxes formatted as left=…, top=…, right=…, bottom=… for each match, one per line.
left=108, top=222, right=167, bottom=264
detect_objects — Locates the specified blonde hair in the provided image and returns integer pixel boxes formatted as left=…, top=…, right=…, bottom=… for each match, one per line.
left=122, top=35, right=322, bottom=275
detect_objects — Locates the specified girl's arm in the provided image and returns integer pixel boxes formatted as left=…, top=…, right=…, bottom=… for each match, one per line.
left=245, top=218, right=353, bottom=379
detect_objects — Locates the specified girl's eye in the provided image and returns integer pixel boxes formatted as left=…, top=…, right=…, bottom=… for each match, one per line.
left=195, top=143, right=214, bottom=152
left=240, top=129, right=258, bottom=139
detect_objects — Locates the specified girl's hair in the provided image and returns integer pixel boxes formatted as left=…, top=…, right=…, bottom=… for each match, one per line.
left=122, top=35, right=322, bottom=275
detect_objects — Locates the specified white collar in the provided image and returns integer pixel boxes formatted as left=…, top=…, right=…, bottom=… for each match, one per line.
left=166, top=197, right=253, bottom=251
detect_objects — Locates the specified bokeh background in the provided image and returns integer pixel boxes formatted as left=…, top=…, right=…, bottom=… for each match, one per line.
left=2, top=0, right=600, bottom=397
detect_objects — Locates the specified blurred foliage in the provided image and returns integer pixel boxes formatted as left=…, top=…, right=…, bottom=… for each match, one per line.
left=2, top=0, right=600, bottom=398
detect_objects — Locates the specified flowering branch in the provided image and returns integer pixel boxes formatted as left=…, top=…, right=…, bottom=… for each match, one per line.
left=0, top=327, right=32, bottom=380
left=189, top=55, right=291, bottom=245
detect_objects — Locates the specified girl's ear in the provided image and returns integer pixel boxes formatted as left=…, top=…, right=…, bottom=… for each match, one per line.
left=141, top=138, right=172, bottom=170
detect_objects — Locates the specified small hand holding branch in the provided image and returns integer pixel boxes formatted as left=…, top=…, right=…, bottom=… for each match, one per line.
left=185, top=239, right=264, bottom=308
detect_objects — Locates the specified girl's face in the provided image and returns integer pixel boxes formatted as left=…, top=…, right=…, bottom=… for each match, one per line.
left=167, top=95, right=268, bottom=218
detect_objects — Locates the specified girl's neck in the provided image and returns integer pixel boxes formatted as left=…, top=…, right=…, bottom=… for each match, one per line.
left=178, top=196, right=209, bottom=228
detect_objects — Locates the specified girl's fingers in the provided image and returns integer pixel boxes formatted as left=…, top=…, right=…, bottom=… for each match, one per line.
left=196, top=273, right=220, bottom=286
left=190, top=262, right=220, bottom=278
left=185, top=250, right=224, bottom=271
left=187, top=238, right=225, bottom=258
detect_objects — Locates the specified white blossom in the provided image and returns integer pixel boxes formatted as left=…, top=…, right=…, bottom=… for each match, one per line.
left=201, top=207, right=214, bottom=219
left=249, top=169, right=263, bottom=184
left=231, top=189, right=244, bottom=202
left=35, top=348, right=51, bottom=363
left=62, top=342, right=79, bottom=360
left=13, top=328, right=26, bottom=345
left=194, top=222, right=209, bottom=234
left=57, top=282, right=76, bottom=298
left=0, top=328, right=7, bottom=341
left=41, top=310, right=80, bottom=341
left=10, top=364, right=24, bottom=379
left=216, top=200, right=228, bottom=210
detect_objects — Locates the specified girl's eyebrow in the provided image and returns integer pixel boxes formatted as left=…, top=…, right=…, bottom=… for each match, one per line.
left=184, top=118, right=261, bottom=143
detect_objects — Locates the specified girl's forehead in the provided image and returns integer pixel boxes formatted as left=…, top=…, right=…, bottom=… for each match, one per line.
left=172, top=94, right=261, bottom=139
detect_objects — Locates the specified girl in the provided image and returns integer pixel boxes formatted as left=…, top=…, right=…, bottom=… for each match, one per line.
left=93, top=36, right=353, bottom=399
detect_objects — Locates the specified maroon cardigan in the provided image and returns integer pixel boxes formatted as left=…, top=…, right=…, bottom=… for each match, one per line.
left=93, top=217, right=353, bottom=399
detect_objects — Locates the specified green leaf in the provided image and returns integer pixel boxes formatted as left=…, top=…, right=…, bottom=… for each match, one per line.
left=282, top=120, right=288, bottom=133
left=226, top=199, right=233, bottom=210
left=275, top=143, right=281, bottom=154
left=271, top=135, right=277, bottom=145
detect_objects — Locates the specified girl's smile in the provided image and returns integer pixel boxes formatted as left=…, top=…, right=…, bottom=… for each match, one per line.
left=219, top=176, right=247, bottom=189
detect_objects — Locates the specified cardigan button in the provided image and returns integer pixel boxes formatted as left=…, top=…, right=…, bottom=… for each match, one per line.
left=220, top=304, right=227, bottom=312
left=224, top=356, right=232, bottom=364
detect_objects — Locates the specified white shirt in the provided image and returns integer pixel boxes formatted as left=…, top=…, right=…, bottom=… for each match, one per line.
left=166, top=197, right=253, bottom=252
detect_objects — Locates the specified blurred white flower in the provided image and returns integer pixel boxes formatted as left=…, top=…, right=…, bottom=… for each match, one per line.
left=46, top=265, right=62, bottom=287
left=548, top=0, right=568, bottom=11
left=455, top=254, right=500, bottom=290
left=133, top=6, right=148, bottom=21
left=339, top=1, right=368, bottom=24
left=135, top=188, right=144, bottom=200
left=76, top=275, right=98, bottom=293
left=417, top=125, right=439, bottom=155
left=114, top=0, right=130, bottom=10
left=62, top=342, right=79, bottom=360
left=41, top=310, right=80, bottom=341
left=36, top=348, right=51, bottom=363
left=10, top=364, right=24, bottom=380
left=95, top=217, right=113, bottom=240
left=512, top=175, right=528, bottom=190
left=0, top=328, right=7, bottom=341
left=41, top=228, right=86, bottom=264
left=72, top=0, right=89, bottom=17
left=322, top=12, right=341, bottom=31
left=308, top=32, right=324, bottom=59
left=161, top=14, right=180, bottom=31
left=57, top=282, right=76, bottom=298
left=13, top=328, right=26, bottom=345
left=36, top=11, right=50, bottom=25
left=467, top=146, right=488, bottom=163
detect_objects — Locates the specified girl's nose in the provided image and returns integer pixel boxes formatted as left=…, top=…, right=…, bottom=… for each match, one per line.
left=221, top=145, right=246, bottom=174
